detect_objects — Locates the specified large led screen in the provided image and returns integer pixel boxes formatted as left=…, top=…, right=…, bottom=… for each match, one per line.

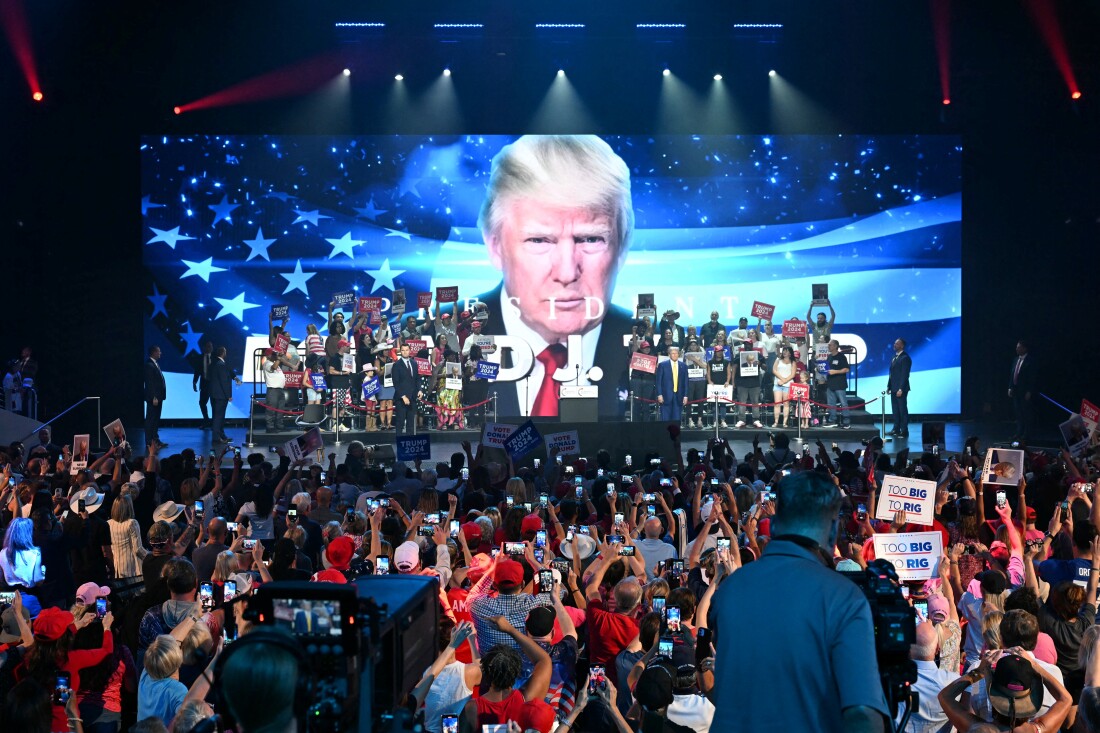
left=142, top=134, right=962, bottom=419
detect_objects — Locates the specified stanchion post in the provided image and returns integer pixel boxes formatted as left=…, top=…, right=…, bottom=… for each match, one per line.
left=880, top=391, right=887, bottom=440
left=334, top=398, right=342, bottom=446
left=246, top=394, right=256, bottom=448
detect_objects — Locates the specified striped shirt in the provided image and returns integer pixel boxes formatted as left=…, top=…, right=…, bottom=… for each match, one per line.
left=108, top=518, right=148, bottom=579
left=305, top=334, right=325, bottom=356
left=467, top=571, right=551, bottom=655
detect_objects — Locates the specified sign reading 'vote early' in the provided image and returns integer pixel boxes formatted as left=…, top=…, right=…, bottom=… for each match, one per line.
left=873, top=532, right=943, bottom=581
left=874, top=474, right=936, bottom=527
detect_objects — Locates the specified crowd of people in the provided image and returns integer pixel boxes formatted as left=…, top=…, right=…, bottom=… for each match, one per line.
left=3, top=419, right=1100, bottom=732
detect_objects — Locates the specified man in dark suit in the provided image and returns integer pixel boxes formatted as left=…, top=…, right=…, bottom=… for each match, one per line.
left=391, top=343, right=421, bottom=435
left=473, top=134, right=636, bottom=419
left=887, top=338, right=912, bottom=438
left=208, top=346, right=237, bottom=443
left=656, top=310, right=686, bottom=349
left=655, top=346, right=689, bottom=422
left=190, top=340, right=214, bottom=429
left=1009, top=339, right=1036, bottom=441
left=144, top=345, right=167, bottom=448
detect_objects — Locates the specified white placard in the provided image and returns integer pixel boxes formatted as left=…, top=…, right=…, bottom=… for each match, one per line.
left=874, top=474, right=937, bottom=527
left=873, top=531, right=943, bottom=581
left=444, top=362, right=463, bottom=391
left=545, top=430, right=580, bottom=457
left=481, top=423, right=517, bottom=449
left=981, top=448, right=1025, bottom=487
left=706, top=385, right=733, bottom=401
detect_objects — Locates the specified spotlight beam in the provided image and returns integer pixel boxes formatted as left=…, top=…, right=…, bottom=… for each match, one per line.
left=0, top=0, right=41, bottom=96
left=176, top=52, right=346, bottom=114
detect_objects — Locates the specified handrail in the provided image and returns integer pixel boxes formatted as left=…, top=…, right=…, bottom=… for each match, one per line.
left=21, top=396, right=102, bottom=449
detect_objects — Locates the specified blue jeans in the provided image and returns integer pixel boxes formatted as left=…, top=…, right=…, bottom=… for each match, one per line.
left=826, top=387, right=849, bottom=425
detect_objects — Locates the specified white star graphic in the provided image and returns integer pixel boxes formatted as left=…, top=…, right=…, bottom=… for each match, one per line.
left=213, top=292, right=260, bottom=322
left=365, top=258, right=405, bottom=293
left=243, top=227, right=277, bottom=262
left=148, top=283, right=168, bottom=319
left=324, top=231, right=365, bottom=259
left=398, top=177, right=422, bottom=198
left=384, top=227, right=412, bottom=241
left=141, top=195, right=165, bottom=217
left=291, top=209, right=332, bottom=226
left=353, top=197, right=387, bottom=221
left=208, top=195, right=240, bottom=226
left=147, top=226, right=196, bottom=250
left=180, top=257, right=228, bottom=283
left=280, top=259, right=316, bottom=295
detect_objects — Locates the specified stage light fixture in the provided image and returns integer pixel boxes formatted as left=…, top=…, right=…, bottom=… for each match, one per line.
left=768, top=69, right=777, bottom=77
left=557, top=69, right=565, bottom=77
left=663, top=68, right=671, bottom=77
left=713, top=74, right=722, bottom=81
left=173, top=106, right=181, bottom=114
left=395, top=74, right=404, bottom=81
left=32, top=91, right=43, bottom=101
left=443, top=68, right=451, bottom=77
left=1072, top=91, right=1082, bottom=100
left=942, top=98, right=951, bottom=105
left=334, top=22, right=385, bottom=28
left=343, top=68, right=351, bottom=77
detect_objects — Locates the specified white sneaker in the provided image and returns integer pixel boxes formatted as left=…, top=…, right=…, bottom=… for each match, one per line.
left=688, top=420, right=697, bottom=428
left=753, top=420, right=763, bottom=428
left=735, top=421, right=746, bottom=428
left=720, top=421, right=729, bottom=428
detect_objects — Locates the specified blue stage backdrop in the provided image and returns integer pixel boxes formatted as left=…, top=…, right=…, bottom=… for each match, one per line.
left=141, top=134, right=962, bottom=419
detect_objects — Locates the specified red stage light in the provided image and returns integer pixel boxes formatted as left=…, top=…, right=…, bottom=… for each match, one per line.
left=1072, top=91, right=1082, bottom=100
left=942, top=98, right=950, bottom=105
left=32, top=91, right=42, bottom=102
left=173, top=106, right=181, bottom=115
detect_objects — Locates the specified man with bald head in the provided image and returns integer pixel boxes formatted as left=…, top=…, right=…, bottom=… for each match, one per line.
left=192, top=517, right=229, bottom=582
left=636, top=511, right=676, bottom=580
left=900, top=621, right=959, bottom=732
left=310, top=486, right=343, bottom=526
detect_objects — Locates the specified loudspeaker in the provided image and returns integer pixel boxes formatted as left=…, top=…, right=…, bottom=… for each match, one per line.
left=560, top=397, right=598, bottom=423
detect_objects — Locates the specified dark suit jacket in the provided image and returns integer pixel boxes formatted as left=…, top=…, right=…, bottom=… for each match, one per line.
left=209, top=358, right=234, bottom=401
left=657, top=320, right=686, bottom=347
left=391, top=357, right=419, bottom=401
left=191, top=352, right=213, bottom=389
left=887, top=351, right=912, bottom=393
left=1009, top=354, right=1036, bottom=392
left=655, top=359, right=689, bottom=401
left=144, top=359, right=167, bottom=402
left=476, top=284, right=633, bottom=418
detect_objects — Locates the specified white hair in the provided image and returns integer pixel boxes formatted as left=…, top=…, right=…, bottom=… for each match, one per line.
left=478, top=135, right=634, bottom=257
left=291, top=492, right=311, bottom=512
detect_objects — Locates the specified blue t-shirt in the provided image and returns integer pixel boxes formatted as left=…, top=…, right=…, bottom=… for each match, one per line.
left=1038, top=557, right=1092, bottom=588
left=138, top=670, right=186, bottom=725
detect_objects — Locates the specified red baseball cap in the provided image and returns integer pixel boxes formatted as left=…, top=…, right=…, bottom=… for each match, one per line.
left=325, top=536, right=356, bottom=571
left=337, top=339, right=351, bottom=348
left=518, top=700, right=557, bottom=733
left=33, top=608, right=75, bottom=641
left=494, top=558, right=524, bottom=588
left=521, top=514, right=544, bottom=533
left=311, top=568, right=348, bottom=584
left=461, top=521, right=483, bottom=543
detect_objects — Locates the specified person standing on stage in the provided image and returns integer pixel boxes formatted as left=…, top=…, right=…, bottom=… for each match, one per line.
left=392, top=342, right=422, bottom=435
left=888, top=338, right=912, bottom=438
left=209, top=346, right=240, bottom=444
left=191, top=340, right=213, bottom=429
left=655, top=345, right=689, bottom=423
left=1009, top=339, right=1035, bottom=442
left=807, top=300, right=836, bottom=346
left=145, top=346, right=167, bottom=448
left=823, top=340, right=851, bottom=429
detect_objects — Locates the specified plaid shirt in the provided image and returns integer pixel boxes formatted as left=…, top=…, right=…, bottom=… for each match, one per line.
left=467, top=571, right=551, bottom=654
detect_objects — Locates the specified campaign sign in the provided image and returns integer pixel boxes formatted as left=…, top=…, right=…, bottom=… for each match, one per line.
left=470, top=335, right=497, bottom=354
left=396, top=434, right=431, bottom=462
left=874, top=474, right=936, bottom=526
left=789, top=382, right=810, bottom=402
left=405, top=338, right=428, bottom=353
left=436, top=286, right=459, bottom=303
left=270, top=304, right=289, bottom=320
left=706, top=384, right=733, bottom=401
left=362, top=377, right=381, bottom=399
left=1081, top=399, right=1100, bottom=424
left=273, top=332, right=290, bottom=355
left=309, top=373, right=327, bottom=391
left=782, top=319, right=808, bottom=339
left=332, top=291, right=356, bottom=310
left=391, top=289, right=406, bottom=315
left=357, top=296, right=383, bottom=313
left=503, top=420, right=542, bottom=460
left=412, top=357, right=431, bottom=376
left=341, top=353, right=355, bottom=373
left=545, top=430, right=580, bottom=457
left=285, top=427, right=323, bottom=466
left=417, top=291, right=432, bottom=309
left=873, top=531, right=942, bottom=581
left=630, top=352, right=658, bottom=374
left=750, top=301, right=776, bottom=321
left=981, top=448, right=1025, bottom=487
left=283, top=371, right=305, bottom=388
left=476, top=361, right=499, bottom=380
left=482, top=422, right=517, bottom=449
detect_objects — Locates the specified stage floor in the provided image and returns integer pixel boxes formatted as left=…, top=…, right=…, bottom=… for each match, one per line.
left=135, top=418, right=1028, bottom=466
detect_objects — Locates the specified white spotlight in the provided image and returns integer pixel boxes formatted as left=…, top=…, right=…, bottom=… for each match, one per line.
left=768, top=69, right=776, bottom=77
left=662, top=68, right=671, bottom=77
left=395, top=73, right=404, bottom=81
left=713, top=73, right=722, bottom=81
left=443, top=68, right=451, bottom=77
left=343, top=68, right=351, bottom=77
left=557, top=69, right=565, bottom=77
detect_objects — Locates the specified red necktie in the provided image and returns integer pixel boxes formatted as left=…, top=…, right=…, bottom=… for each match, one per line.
left=531, top=344, right=568, bottom=417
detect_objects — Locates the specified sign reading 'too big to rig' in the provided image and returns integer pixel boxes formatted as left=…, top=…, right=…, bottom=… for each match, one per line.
left=874, top=474, right=936, bottom=527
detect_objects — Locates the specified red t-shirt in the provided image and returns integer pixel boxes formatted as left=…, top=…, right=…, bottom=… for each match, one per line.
left=448, top=586, right=474, bottom=663
left=17, top=630, right=114, bottom=732
left=586, top=599, right=639, bottom=685
left=474, top=688, right=527, bottom=727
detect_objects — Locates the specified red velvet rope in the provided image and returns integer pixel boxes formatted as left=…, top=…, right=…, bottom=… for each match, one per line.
left=633, top=396, right=879, bottom=411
